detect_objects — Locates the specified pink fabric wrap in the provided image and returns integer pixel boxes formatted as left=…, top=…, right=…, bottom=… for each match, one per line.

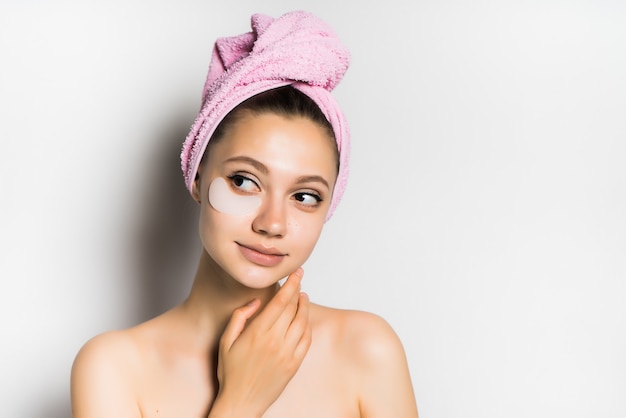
left=180, top=11, right=351, bottom=221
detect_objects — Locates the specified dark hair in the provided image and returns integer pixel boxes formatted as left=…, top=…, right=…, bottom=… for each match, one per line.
left=204, top=86, right=339, bottom=170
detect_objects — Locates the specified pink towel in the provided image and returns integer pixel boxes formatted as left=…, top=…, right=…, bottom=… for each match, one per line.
left=181, top=10, right=351, bottom=221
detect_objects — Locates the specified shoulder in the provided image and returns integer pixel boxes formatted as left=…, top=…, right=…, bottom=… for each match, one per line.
left=310, top=304, right=419, bottom=418
left=71, top=329, right=143, bottom=418
left=72, top=329, right=142, bottom=377
left=310, top=305, right=401, bottom=352
left=311, top=305, right=405, bottom=368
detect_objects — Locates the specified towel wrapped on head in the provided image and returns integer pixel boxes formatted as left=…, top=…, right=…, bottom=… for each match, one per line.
left=181, top=10, right=351, bottom=220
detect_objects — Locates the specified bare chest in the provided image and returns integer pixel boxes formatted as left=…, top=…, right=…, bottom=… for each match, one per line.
left=138, top=342, right=360, bottom=418
left=262, top=347, right=360, bottom=418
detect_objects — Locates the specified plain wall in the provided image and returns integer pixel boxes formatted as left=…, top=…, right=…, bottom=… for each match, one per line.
left=1, top=0, right=624, bottom=417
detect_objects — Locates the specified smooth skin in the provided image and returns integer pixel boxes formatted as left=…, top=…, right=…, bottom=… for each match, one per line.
left=71, top=113, right=419, bottom=418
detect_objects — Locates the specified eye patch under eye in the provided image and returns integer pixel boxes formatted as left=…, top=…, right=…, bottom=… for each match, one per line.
left=208, top=177, right=262, bottom=216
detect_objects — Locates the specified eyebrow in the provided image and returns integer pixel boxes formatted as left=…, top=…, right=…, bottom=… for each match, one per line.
left=224, top=156, right=330, bottom=189
left=295, top=175, right=330, bottom=189
left=224, top=156, right=268, bottom=174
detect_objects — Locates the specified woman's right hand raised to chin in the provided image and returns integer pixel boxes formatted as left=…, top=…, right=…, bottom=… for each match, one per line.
left=208, top=268, right=312, bottom=418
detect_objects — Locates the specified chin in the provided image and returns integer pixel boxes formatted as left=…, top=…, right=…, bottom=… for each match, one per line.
left=232, top=264, right=292, bottom=289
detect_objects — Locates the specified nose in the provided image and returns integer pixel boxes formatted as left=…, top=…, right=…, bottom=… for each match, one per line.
left=251, top=195, right=287, bottom=238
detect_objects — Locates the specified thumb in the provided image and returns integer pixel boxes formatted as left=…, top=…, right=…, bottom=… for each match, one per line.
left=220, top=298, right=261, bottom=352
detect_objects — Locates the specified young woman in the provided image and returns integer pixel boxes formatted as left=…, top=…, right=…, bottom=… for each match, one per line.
left=71, top=11, right=419, bottom=418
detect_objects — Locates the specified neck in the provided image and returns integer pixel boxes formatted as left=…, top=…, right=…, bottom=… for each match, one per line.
left=181, top=250, right=279, bottom=345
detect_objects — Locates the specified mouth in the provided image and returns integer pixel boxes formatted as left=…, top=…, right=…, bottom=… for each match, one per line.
left=236, top=242, right=287, bottom=267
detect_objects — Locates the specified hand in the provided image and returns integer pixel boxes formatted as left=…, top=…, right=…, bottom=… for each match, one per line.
left=211, top=268, right=312, bottom=418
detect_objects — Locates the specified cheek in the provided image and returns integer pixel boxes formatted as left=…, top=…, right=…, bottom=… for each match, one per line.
left=199, top=205, right=252, bottom=241
left=208, top=177, right=261, bottom=216
left=286, top=212, right=325, bottom=251
left=201, top=178, right=259, bottom=243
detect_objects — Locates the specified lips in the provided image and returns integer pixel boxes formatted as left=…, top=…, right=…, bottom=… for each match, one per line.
left=237, top=243, right=286, bottom=267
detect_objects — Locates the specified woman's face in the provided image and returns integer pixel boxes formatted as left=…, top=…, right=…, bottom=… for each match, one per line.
left=194, top=112, right=338, bottom=289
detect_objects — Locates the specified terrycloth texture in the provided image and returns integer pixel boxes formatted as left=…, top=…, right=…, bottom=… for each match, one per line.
left=181, top=10, right=351, bottom=221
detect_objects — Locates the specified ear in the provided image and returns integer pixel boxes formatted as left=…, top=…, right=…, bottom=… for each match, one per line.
left=191, top=173, right=201, bottom=204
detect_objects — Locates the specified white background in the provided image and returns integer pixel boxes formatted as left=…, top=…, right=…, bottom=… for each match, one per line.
left=1, top=1, right=625, bottom=417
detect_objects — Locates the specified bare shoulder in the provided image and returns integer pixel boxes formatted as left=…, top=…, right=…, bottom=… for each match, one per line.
left=310, top=304, right=419, bottom=418
left=310, top=304, right=405, bottom=367
left=71, top=328, right=143, bottom=418
left=71, top=328, right=141, bottom=379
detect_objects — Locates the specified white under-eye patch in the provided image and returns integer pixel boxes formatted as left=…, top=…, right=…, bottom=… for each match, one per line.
left=208, top=177, right=262, bottom=216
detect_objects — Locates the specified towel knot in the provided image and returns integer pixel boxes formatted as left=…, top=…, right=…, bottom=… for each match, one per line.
left=205, top=11, right=350, bottom=101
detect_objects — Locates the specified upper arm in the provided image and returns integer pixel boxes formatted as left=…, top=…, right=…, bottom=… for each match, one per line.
left=70, top=332, right=141, bottom=418
left=350, top=313, right=419, bottom=418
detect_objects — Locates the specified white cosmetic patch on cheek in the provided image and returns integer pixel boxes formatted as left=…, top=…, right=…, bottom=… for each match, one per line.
left=208, top=177, right=262, bottom=216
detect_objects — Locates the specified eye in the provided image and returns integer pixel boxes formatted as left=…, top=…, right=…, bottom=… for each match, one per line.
left=294, top=192, right=322, bottom=207
left=228, top=174, right=259, bottom=193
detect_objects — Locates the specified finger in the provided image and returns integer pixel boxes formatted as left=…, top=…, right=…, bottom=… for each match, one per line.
left=255, top=268, right=303, bottom=326
left=285, top=292, right=310, bottom=347
left=292, top=293, right=312, bottom=361
left=293, top=323, right=312, bottom=363
left=268, top=283, right=300, bottom=335
left=220, top=298, right=261, bottom=352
